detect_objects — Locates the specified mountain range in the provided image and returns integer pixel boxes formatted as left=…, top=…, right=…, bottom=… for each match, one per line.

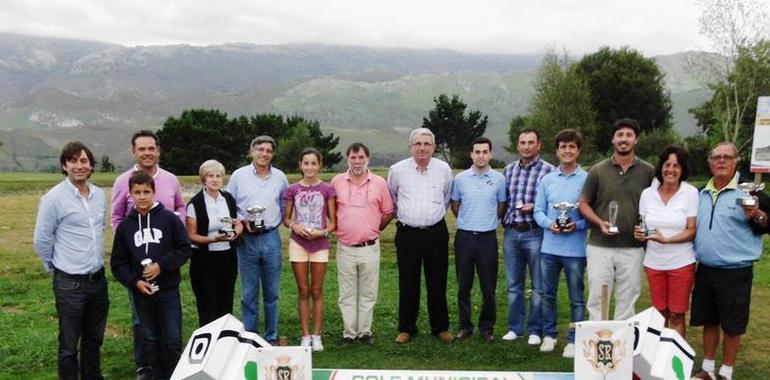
left=0, top=33, right=710, bottom=171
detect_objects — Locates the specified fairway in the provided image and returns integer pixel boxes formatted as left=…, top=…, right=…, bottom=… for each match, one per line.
left=1, top=172, right=769, bottom=379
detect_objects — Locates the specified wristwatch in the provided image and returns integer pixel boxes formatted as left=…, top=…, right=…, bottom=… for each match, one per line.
left=754, top=213, right=766, bottom=224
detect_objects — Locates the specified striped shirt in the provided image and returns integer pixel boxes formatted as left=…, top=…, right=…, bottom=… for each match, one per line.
left=387, top=157, right=452, bottom=227
left=451, top=167, right=506, bottom=232
left=502, top=156, right=554, bottom=225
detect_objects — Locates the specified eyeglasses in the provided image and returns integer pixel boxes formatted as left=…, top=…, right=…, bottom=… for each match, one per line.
left=708, top=154, right=736, bottom=162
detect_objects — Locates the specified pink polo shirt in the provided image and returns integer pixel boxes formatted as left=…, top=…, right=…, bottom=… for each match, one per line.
left=331, top=170, right=394, bottom=246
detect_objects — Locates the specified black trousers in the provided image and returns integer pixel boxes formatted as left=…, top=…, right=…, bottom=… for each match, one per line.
left=53, top=269, right=109, bottom=380
left=190, top=247, right=238, bottom=326
left=454, top=229, right=498, bottom=334
left=395, top=220, right=450, bottom=335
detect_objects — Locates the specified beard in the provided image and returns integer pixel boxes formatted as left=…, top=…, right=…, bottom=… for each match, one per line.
left=615, top=147, right=633, bottom=156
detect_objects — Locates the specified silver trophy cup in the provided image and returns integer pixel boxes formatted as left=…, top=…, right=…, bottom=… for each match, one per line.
left=140, top=258, right=159, bottom=294
left=736, top=182, right=765, bottom=207
left=639, top=214, right=657, bottom=237
left=219, top=216, right=237, bottom=238
left=608, top=200, right=619, bottom=234
left=553, top=202, right=578, bottom=231
left=245, top=205, right=266, bottom=232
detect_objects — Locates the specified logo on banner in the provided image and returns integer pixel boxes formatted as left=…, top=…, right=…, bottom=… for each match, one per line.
left=265, top=355, right=303, bottom=380
left=244, top=361, right=258, bottom=380
left=671, top=356, right=686, bottom=380
left=188, top=333, right=211, bottom=364
left=582, top=329, right=627, bottom=376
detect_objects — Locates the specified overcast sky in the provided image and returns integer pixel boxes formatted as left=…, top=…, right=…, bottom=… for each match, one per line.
left=0, top=0, right=713, bottom=56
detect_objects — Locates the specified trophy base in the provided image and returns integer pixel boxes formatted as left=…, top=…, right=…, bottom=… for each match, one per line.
left=608, top=226, right=619, bottom=234
left=218, top=229, right=235, bottom=238
left=557, top=218, right=572, bottom=231
left=645, top=228, right=657, bottom=237
left=737, top=198, right=758, bottom=207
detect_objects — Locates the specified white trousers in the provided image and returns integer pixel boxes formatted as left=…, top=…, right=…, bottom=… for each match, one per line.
left=336, top=240, right=381, bottom=338
left=586, top=245, right=644, bottom=321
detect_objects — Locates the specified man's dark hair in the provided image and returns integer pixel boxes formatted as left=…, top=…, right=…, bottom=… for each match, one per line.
left=655, top=145, right=690, bottom=183
left=131, top=130, right=160, bottom=148
left=518, top=127, right=541, bottom=142
left=471, top=137, right=493, bottom=151
left=346, top=142, right=370, bottom=157
left=59, top=141, right=96, bottom=176
left=612, top=118, right=641, bottom=137
left=554, top=129, right=583, bottom=150
left=129, top=171, right=156, bottom=191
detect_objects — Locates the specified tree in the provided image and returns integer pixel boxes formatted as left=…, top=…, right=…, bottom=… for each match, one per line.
left=158, top=109, right=341, bottom=174
left=574, top=47, right=674, bottom=154
left=422, top=94, right=488, bottom=168
left=512, top=48, right=598, bottom=163
left=99, top=155, right=115, bottom=172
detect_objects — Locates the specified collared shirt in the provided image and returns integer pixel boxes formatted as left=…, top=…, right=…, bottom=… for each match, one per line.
left=331, top=170, right=394, bottom=246
left=704, top=172, right=739, bottom=203
left=387, top=157, right=452, bottom=227
left=227, top=164, right=288, bottom=229
left=639, top=179, right=698, bottom=270
left=580, top=155, right=654, bottom=247
left=451, top=167, right=506, bottom=232
left=110, top=165, right=186, bottom=230
left=502, top=156, right=554, bottom=225
left=533, top=165, right=588, bottom=257
left=187, top=190, right=232, bottom=251
left=34, top=177, right=105, bottom=274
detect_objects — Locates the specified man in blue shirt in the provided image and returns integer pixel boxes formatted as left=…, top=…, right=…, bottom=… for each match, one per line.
left=450, top=137, right=506, bottom=342
left=34, top=141, right=108, bottom=380
left=533, top=129, right=588, bottom=358
left=227, top=135, right=288, bottom=343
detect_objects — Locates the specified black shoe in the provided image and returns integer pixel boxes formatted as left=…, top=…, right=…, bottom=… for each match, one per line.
left=359, top=334, right=375, bottom=345
left=341, top=336, right=356, bottom=345
left=455, top=329, right=472, bottom=340
left=135, top=367, right=152, bottom=380
left=480, top=331, right=494, bottom=342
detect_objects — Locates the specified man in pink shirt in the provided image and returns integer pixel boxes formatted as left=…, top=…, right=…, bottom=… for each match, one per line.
left=331, top=142, right=394, bottom=345
left=110, top=130, right=186, bottom=379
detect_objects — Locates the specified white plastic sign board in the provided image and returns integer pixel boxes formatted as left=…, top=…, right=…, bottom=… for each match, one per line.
left=575, top=320, right=634, bottom=380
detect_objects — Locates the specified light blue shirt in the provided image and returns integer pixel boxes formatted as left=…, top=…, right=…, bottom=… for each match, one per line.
left=451, top=167, right=506, bottom=232
left=227, top=164, right=288, bottom=229
left=33, top=177, right=106, bottom=274
left=534, top=165, right=588, bottom=257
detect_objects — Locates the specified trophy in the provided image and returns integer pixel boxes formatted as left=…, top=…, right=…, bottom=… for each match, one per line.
left=140, top=258, right=160, bottom=294
left=553, top=202, right=578, bottom=231
left=736, top=182, right=765, bottom=207
left=245, top=205, right=266, bottom=232
left=608, top=200, right=619, bottom=234
left=639, top=214, right=657, bottom=237
left=219, top=216, right=237, bottom=238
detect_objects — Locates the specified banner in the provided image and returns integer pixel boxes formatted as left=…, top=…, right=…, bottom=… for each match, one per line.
left=574, top=320, right=634, bottom=380
left=649, top=328, right=695, bottom=380
left=750, top=96, right=770, bottom=172
left=629, top=307, right=665, bottom=379
left=311, top=369, right=573, bottom=380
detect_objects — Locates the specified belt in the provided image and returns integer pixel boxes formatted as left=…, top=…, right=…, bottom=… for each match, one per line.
left=457, top=229, right=496, bottom=235
left=351, top=238, right=378, bottom=248
left=246, top=226, right=277, bottom=235
left=54, top=267, right=105, bottom=282
left=505, top=222, right=537, bottom=232
left=396, top=220, right=443, bottom=232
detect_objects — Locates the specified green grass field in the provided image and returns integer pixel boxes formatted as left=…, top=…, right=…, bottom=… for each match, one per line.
left=1, top=172, right=769, bottom=379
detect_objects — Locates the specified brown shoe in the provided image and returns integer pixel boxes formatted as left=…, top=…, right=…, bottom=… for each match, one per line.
left=691, top=369, right=716, bottom=380
left=394, top=332, right=411, bottom=344
left=437, top=331, right=455, bottom=343
left=480, top=331, right=494, bottom=342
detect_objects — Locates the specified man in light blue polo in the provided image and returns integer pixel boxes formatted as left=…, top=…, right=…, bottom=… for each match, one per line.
left=450, top=137, right=507, bottom=342
left=533, top=129, right=588, bottom=358
left=227, top=135, right=288, bottom=343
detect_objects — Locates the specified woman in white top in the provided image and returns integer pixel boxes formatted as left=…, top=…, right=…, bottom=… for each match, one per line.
left=634, top=146, right=698, bottom=338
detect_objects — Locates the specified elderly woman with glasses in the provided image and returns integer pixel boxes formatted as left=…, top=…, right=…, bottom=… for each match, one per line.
left=186, top=159, right=243, bottom=326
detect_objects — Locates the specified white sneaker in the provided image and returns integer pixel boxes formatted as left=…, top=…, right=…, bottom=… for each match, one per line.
left=527, top=334, right=542, bottom=345
left=562, top=343, right=575, bottom=358
left=311, top=335, right=324, bottom=352
left=540, top=337, right=557, bottom=352
left=300, top=335, right=312, bottom=347
left=501, top=331, right=519, bottom=341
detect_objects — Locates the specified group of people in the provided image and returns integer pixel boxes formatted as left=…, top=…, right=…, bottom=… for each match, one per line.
left=33, top=119, right=768, bottom=380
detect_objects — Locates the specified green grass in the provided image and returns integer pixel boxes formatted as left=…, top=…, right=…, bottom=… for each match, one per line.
left=1, top=172, right=770, bottom=379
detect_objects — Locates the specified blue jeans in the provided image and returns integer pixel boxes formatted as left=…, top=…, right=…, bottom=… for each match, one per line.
left=540, top=252, right=586, bottom=343
left=237, top=229, right=282, bottom=341
left=503, top=227, right=543, bottom=336
left=133, top=288, right=182, bottom=379
left=53, top=269, right=109, bottom=380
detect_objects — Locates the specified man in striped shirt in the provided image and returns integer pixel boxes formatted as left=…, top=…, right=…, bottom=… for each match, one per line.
left=500, top=128, right=554, bottom=344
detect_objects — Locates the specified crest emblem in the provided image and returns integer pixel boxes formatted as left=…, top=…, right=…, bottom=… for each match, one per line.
left=583, top=329, right=627, bottom=377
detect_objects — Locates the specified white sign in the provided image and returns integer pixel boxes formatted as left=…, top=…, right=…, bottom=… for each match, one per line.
left=749, top=96, right=770, bottom=172
left=312, top=369, right=573, bottom=380
left=575, top=320, right=634, bottom=380
left=649, top=328, right=695, bottom=380
left=629, top=307, right=665, bottom=379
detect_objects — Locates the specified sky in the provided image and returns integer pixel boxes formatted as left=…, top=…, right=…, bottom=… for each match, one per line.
left=0, top=0, right=714, bottom=56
